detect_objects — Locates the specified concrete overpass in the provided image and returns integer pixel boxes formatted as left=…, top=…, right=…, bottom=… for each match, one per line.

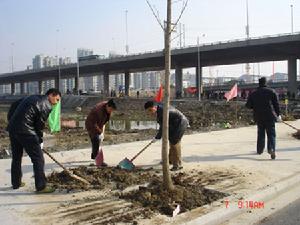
left=0, top=32, right=299, bottom=97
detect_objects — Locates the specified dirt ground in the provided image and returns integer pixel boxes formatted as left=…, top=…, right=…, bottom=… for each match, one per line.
left=46, top=166, right=236, bottom=224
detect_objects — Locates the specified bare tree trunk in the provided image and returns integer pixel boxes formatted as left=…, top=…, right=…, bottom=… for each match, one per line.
left=162, top=0, right=174, bottom=191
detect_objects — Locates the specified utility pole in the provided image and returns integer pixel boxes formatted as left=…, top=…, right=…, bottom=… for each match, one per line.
left=162, top=0, right=174, bottom=191
left=179, top=23, right=182, bottom=48
left=76, top=58, right=80, bottom=95
left=197, top=37, right=201, bottom=101
left=183, top=23, right=186, bottom=47
left=125, top=10, right=129, bottom=54
left=245, top=0, right=251, bottom=76
left=56, top=29, right=61, bottom=91
left=11, top=42, right=14, bottom=72
left=290, top=4, right=294, bottom=34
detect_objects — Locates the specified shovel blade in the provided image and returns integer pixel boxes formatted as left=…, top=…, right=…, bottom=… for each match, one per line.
left=118, top=157, right=135, bottom=170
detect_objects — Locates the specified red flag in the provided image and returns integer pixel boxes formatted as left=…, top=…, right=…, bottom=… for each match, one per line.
left=224, top=84, right=237, bottom=101
left=154, top=85, right=163, bottom=102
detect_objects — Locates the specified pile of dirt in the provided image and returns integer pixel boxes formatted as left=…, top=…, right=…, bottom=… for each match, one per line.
left=47, top=166, right=159, bottom=191
left=48, top=167, right=232, bottom=220
left=120, top=172, right=228, bottom=216
left=292, top=131, right=300, bottom=139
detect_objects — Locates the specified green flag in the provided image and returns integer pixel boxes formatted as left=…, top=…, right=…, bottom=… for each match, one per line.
left=48, top=101, right=61, bottom=132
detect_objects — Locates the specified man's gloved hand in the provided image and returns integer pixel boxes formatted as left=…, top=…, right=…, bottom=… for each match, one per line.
left=151, top=137, right=158, bottom=143
left=40, top=142, right=44, bottom=149
left=277, top=115, right=282, bottom=122
left=99, top=133, right=104, bottom=142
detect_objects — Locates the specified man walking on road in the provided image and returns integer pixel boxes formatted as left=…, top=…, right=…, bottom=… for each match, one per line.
left=7, top=88, right=61, bottom=193
left=144, top=100, right=189, bottom=171
left=85, top=99, right=116, bottom=163
left=246, top=77, right=281, bottom=159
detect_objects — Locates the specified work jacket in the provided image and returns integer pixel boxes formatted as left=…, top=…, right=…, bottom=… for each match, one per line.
left=246, top=86, right=280, bottom=123
left=85, top=101, right=111, bottom=137
left=8, top=95, right=52, bottom=142
left=155, top=105, right=189, bottom=145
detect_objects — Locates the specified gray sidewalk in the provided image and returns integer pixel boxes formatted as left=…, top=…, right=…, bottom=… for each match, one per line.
left=0, top=120, right=299, bottom=225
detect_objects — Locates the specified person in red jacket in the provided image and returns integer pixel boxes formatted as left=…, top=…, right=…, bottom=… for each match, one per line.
left=85, top=99, right=116, bottom=163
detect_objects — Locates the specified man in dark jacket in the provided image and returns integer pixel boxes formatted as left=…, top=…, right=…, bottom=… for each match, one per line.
left=85, top=99, right=116, bottom=162
left=144, top=100, right=189, bottom=171
left=7, top=88, right=61, bottom=193
left=246, top=77, right=281, bottom=159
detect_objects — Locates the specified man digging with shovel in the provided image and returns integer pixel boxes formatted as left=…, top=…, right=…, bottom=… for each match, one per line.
left=7, top=88, right=61, bottom=193
left=85, top=99, right=117, bottom=166
left=144, top=101, right=189, bottom=171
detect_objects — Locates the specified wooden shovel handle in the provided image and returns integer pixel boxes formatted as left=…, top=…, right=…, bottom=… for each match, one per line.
left=130, top=141, right=153, bottom=162
left=42, top=148, right=68, bottom=171
left=282, top=121, right=299, bottom=131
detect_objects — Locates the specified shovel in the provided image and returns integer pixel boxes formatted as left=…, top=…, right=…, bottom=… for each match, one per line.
left=282, top=121, right=300, bottom=131
left=42, top=148, right=90, bottom=185
left=118, top=141, right=153, bottom=171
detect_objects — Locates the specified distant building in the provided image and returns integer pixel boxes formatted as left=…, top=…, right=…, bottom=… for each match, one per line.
left=238, top=74, right=261, bottom=83
left=43, top=56, right=58, bottom=67
left=59, top=57, right=72, bottom=65
left=269, top=73, right=288, bottom=82
left=32, top=54, right=44, bottom=69
left=77, top=48, right=93, bottom=58
left=133, top=73, right=142, bottom=89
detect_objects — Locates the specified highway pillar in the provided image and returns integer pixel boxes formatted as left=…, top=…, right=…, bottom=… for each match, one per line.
left=196, top=66, right=203, bottom=100
left=38, top=81, right=43, bottom=94
left=75, top=76, right=79, bottom=95
left=11, top=82, right=15, bottom=95
left=55, top=76, right=60, bottom=91
left=288, top=57, right=297, bottom=99
left=20, top=82, right=25, bottom=94
left=175, top=66, right=183, bottom=98
left=125, top=71, right=130, bottom=96
left=103, top=71, right=110, bottom=97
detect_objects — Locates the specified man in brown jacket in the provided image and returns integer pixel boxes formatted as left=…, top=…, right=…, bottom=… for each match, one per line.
left=85, top=99, right=117, bottom=161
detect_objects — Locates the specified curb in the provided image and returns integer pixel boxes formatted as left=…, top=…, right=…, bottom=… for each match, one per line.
left=186, top=171, right=300, bottom=225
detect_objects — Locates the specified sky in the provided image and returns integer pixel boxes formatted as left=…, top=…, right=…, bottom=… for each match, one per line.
left=0, top=0, right=299, bottom=77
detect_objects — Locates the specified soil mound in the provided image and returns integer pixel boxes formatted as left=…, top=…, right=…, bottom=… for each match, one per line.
left=47, top=166, right=159, bottom=191
left=121, top=173, right=228, bottom=216
left=48, top=167, right=231, bottom=220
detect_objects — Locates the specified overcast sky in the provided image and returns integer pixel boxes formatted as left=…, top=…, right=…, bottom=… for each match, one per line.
left=0, top=0, right=299, bottom=76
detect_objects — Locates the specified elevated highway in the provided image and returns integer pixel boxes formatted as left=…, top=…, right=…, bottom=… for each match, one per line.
left=0, top=32, right=299, bottom=97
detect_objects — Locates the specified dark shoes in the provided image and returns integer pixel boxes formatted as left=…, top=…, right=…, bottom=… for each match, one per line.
left=99, top=162, right=108, bottom=167
left=268, top=149, right=276, bottom=160
left=12, top=182, right=25, bottom=189
left=91, top=153, right=96, bottom=160
left=36, top=185, right=56, bottom=194
left=170, top=166, right=183, bottom=171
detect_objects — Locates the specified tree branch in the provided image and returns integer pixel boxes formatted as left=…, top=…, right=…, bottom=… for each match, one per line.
left=170, top=0, right=188, bottom=34
left=146, top=0, right=164, bottom=31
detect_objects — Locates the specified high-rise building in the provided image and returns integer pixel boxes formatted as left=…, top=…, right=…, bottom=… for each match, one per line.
left=149, top=72, right=160, bottom=89
left=59, top=57, right=72, bottom=65
left=32, top=54, right=44, bottom=69
left=62, top=78, right=75, bottom=93
left=43, top=56, right=58, bottom=67
left=133, top=73, right=142, bottom=89
left=43, top=80, right=55, bottom=92
left=77, top=48, right=93, bottom=58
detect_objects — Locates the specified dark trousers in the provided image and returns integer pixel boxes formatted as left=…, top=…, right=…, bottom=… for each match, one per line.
left=90, top=135, right=101, bottom=159
left=257, top=121, right=276, bottom=154
left=9, top=134, right=46, bottom=191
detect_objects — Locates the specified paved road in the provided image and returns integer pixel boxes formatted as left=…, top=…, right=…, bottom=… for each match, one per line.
left=258, top=198, right=300, bottom=225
